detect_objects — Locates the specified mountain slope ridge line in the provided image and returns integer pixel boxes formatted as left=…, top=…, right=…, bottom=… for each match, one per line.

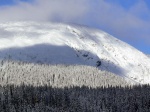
left=0, top=21, right=150, bottom=84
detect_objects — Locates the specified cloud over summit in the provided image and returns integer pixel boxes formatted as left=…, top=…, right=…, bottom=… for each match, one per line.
left=0, top=0, right=89, bottom=22
left=0, top=0, right=150, bottom=53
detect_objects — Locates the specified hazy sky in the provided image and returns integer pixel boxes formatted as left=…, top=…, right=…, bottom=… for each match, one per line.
left=0, top=0, right=150, bottom=54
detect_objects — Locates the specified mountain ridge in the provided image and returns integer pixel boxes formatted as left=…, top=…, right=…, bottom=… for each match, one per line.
left=0, top=21, right=150, bottom=84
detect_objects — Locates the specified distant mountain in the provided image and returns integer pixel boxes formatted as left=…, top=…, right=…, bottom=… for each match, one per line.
left=0, top=21, right=150, bottom=84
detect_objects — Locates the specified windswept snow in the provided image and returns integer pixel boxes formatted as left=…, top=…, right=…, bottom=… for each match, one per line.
left=0, top=21, right=150, bottom=84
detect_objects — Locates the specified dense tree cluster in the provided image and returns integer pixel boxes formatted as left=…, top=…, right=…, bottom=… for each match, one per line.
left=0, top=60, right=132, bottom=87
left=0, top=85, right=149, bottom=112
left=0, top=60, right=146, bottom=112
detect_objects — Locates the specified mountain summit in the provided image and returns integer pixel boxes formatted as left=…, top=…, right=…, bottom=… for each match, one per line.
left=0, top=22, right=150, bottom=84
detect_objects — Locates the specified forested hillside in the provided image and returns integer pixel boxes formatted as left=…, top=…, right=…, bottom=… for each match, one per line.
left=0, top=84, right=150, bottom=112
left=0, top=61, right=149, bottom=112
left=0, top=60, right=132, bottom=87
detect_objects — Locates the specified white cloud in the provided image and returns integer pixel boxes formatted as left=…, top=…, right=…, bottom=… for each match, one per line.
left=0, top=0, right=149, bottom=51
left=0, top=0, right=89, bottom=22
left=83, top=0, right=150, bottom=45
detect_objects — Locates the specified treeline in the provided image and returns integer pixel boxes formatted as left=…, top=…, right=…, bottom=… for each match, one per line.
left=0, top=84, right=150, bottom=112
left=0, top=60, right=133, bottom=87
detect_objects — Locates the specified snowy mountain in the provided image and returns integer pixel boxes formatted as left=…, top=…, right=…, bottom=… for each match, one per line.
left=0, top=21, right=150, bottom=84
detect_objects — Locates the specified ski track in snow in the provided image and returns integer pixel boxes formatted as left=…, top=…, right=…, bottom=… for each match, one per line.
left=0, top=21, right=150, bottom=84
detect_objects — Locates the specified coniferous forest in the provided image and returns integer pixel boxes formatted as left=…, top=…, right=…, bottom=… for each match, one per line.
left=0, top=61, right=149, bottom=112
left=0, top=85, right=150, bottom=112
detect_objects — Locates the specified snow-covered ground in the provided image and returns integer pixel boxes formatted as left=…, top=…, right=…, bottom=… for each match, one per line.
left=0, top=21, right=150, bottom=84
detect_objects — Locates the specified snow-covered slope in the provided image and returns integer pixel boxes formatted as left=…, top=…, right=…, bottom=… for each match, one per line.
left=0, top=21, right=150, bottom=84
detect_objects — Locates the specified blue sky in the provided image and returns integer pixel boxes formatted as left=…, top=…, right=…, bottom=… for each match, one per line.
left=0, top=0, right=34, bottom=6
left=0, top=0, right=150, bottom=54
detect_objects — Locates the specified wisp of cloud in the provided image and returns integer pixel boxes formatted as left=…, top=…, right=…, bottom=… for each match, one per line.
left=0, top=0, right=149, bottom=53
